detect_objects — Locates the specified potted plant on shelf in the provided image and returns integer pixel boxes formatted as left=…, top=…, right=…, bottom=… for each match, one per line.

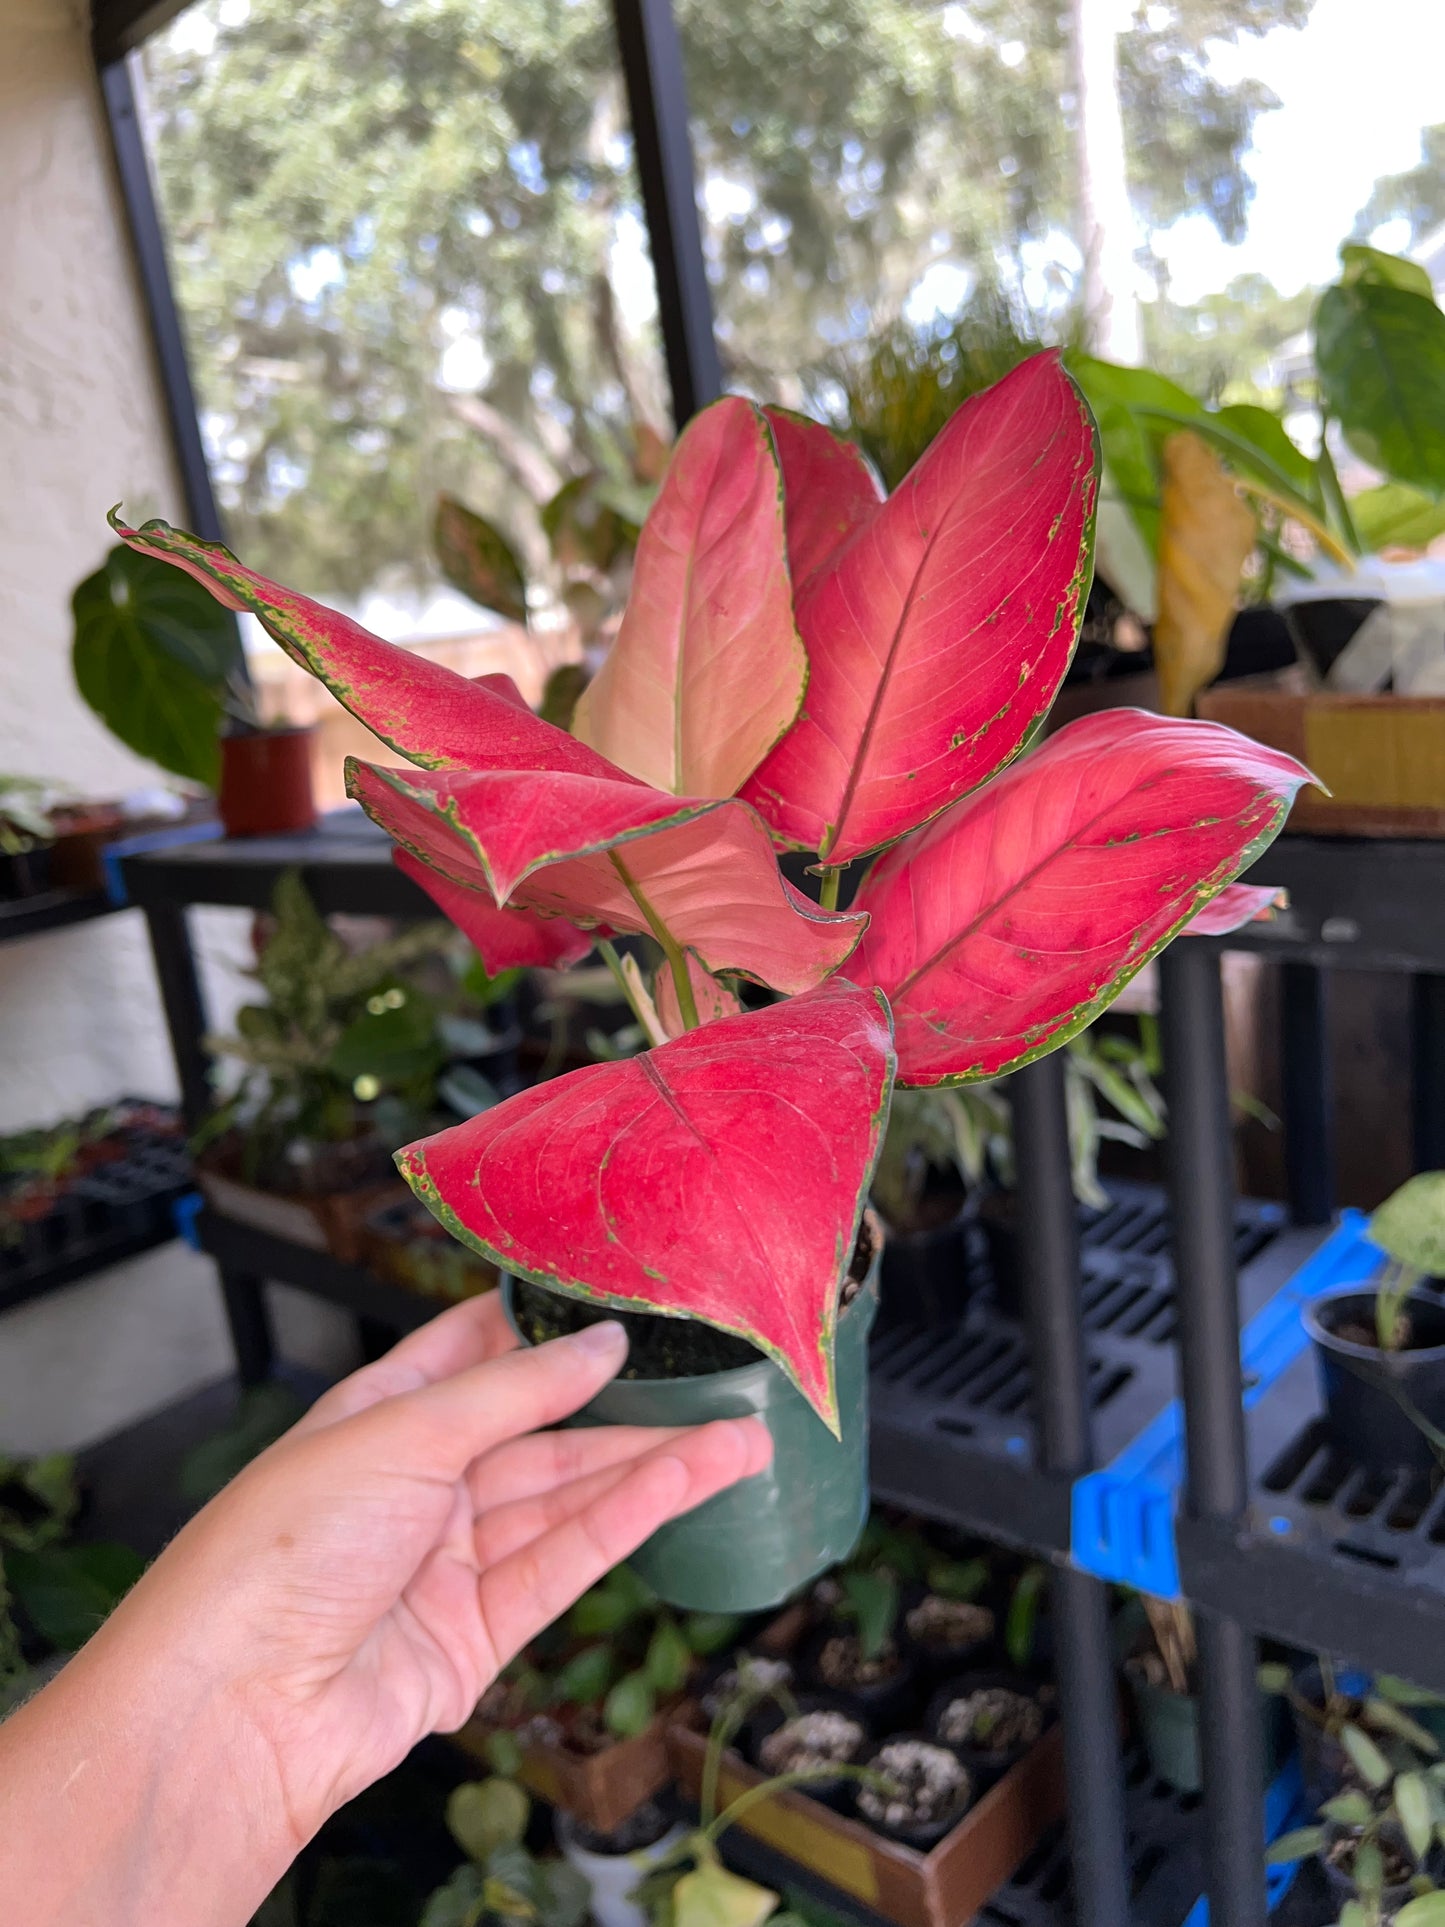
left=71, top=539, right=317, bottom=837
left=1306, top=1172, right=1445, bottom=1477
left=112, top=350, right=1310, bottom=1611
left=421, top=1774, right=590, bottom=1927
left=0, top=778, right=57, bottom=900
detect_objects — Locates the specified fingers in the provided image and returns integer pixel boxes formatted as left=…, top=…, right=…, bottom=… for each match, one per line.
left=290, top=1292, right=518, bottom=1438
left=476, top=1417, right=772, bottom=1665
left=464, top=1423, right=695, bottom=1514
left=336, top=1320, right=634, bottom=1480
left=471, top=1421, right=754, bottom=1568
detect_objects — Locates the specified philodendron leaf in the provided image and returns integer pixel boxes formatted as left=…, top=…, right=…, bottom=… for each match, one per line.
left=742, top=352, right=1098, bottom=865
left=644, top=1618, right=695, bottom=1696
left=850, top=710, right=1311, bottom=1087
left=1316, top=277, right=1445, bottom=493
left=72, top=545, right=237, bottom=785
left=1370, top=1172, right=1445, bottom=1276
left=446, top=1779, right=531, bottom=1862
left=574, top=398, right=807, bottom=799
left=673, top=1861, right=780, bottom=1927
left=350, top=761, right=865, bottom=998
left=397, top=979, right=895, bottom=1431
left=604, top=1669, right=657, bottom=1737
left=111, top=513, right=618, bottom=778
left=434, top=495, right=529, bottom=625
left=1340, top=244, right=1437, bottom=298
left=5, top=1541, right=145, bottom=1651
left=550, top=1643, right=616, bottom=1705
left=840, top=1568, right=898, bottom=1662
left=1342, top=1721, right=1393, bottom=1789
left=1153, top=431, right=1258, bottom=719
left=1350, top=483, right=1445, bottom=554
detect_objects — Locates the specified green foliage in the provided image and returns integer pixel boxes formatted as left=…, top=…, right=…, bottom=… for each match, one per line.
left=837, top=1568, right=899, bottom=1663
left=435, top=496, right=530, bottom=626
left=71, top=543, right=244, bottom=785
left=0, top=1453, right=140, bottom=1694
left=178, top=1381, right=310, bottom=1502
left=1371, top=1173, right=1445, bottom=1280
left=1315, top=275, right=1445, bottom=495
left=422, top=1779, right=589, bottom=1927
left=1356, top=124, right=1445, bottom=248
left=0, top=777, right=55, bottom=857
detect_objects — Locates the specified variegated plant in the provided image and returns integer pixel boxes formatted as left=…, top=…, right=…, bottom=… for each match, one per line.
left=114, top=353, right=1306, bottom=1433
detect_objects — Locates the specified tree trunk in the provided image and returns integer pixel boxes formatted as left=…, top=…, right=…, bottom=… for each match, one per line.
left=1071, top=0, right=1142, bottom=363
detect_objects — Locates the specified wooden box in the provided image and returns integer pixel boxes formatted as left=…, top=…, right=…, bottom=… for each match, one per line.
left=1198, top=683, right=1445, bottom=836
left=666, top=1710, right=1065, bottom=1927
left=451, top=1713, right=673, bottom=1833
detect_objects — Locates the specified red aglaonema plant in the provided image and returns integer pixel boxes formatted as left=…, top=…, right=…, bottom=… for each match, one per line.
left=113, top=352, right=1308, bottom=1433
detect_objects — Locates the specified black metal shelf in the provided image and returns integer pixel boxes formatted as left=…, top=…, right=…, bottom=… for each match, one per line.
left=0, top=887, right=118, bottom=947
left=192, top=1206, right=439, bottom=1334
left=1237, top=834, right=1445, bottom=973
left=119, top=809, right=432, bottom=918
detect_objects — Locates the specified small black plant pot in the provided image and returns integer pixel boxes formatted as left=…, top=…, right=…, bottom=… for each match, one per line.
left=978, top=1193, right=1024, bottom=1320
left=878, top=1199, right=975, bottom=1328
left=1289, top=1661, right=1369, bottom=1809
left=799, top=1623, right=923, bottom=1736
left=1319, top=1823, right=1424, bottom=1921
left=1283, top=597, right=1383, bottom=682
left=1305, top=1287, right=1445, bottom=1477
left=744, top=1696, right=871, bottom=1812
left=926, top=1670, right=1052, bottom=1793
left=899, top=1588, right=999, bottom=1689
left=0, top=846, right=52, bottom=900
left=852, top=1734, right=973, bottom=1849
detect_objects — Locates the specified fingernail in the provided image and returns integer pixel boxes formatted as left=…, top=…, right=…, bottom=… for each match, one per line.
left=569, top=1319, right=628, bottom=1359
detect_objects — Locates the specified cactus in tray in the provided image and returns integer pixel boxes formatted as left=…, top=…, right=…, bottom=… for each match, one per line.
left=113, top=352, right=1307, bottom=1435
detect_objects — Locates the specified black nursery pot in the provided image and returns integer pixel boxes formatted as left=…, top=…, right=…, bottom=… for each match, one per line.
left=0, top=845, right=51, bottom=900
left=1319, top=1823, right=1422, bottom=1921
left=1289, top=1661, right=1368, bottom=1809
left=745, top=1695, right=871, bottom=1812
left=879, top=1200, right=976, bottom=1329
left=926, top=1670, right=1051, bottom=1792
left=799, top=1622, right=923, bottom=1736
left=1305, top=1288, right=1445, bottom=1478
left=898, top=1588, right=999, bottom=1688
left=852, top=1734, right=974, bottom=1850
left=1283, top=597, right=1383, bottom=682
left=978, top=1192, right=1024, bottom=1320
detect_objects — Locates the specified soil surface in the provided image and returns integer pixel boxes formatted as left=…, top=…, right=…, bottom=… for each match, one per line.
left=566, top=1801, right=674, bottom=1855
left=906, top=1597, right=995, bottom=1652
left=817, top=1631, right=905, bottom=1690
left=511, top=1218, right=875, bottom=1380
left=857, top=1740, right=970, bottom=1832
left=935, top=1685, right=1044, bottom=1752
left=758, top=1709, right=866, bottom=1776
left=700, top=1656, right=793, bottom=1723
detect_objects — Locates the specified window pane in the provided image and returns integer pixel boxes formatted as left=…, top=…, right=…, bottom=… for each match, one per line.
left=139, top=0, right=670, bottom=632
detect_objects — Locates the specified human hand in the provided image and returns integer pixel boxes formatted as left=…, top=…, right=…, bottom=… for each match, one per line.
left=0, top=1296, right=770, bottom=1927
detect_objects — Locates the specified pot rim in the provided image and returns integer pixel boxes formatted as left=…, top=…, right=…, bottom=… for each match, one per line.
left=1303, top=1286, right=1445, bottom=1365
left=500, top=1217, right=881, bottom=1395
left=221, top=721, right=318, bottom=742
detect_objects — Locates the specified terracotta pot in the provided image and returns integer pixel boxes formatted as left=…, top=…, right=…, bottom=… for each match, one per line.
left=219, top=727, right=317, bottom=838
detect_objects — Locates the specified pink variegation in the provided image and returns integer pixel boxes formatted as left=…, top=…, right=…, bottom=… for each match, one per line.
left=111, top=352, right=1310, bottom=1430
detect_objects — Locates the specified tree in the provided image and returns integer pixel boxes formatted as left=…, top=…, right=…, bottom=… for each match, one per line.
left=1356, top=124, right=1445, bottom=248
left=141, top=0, right=1312, bottom=602
left=1140, top=272, right=1317, bottom=404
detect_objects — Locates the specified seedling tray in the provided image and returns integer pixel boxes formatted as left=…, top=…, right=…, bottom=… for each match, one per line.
left=451, top=1711, right=674, bottom=1833
left=0, top=1105, right=191, bottom=1313
left=668, top=1707, right=1065, bottom=1927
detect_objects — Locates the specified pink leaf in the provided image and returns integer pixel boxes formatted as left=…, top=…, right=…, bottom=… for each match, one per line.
left=393, top=848, right=596, bottom=971
left=349, top=760, right=866, bottom=996
left=473, top=672, right=532, bottom=712
left=573, top=399, right=807, bottom=797
left=763, top=407, right=883, bottom=586
left=109, top=513, right=618, bottom=780
left=742, top=354, right=1098, bottom=864
left=1183, top=883, right=1287, bottom=936
left=850, top=710, right=1312, bottom=1086
left=655, top=955, right=744, bottom=1037
left=397, top=979, right=895, bottom=1431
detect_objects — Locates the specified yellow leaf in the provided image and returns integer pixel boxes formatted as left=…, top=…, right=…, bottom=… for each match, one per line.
left=673, top=1862, right=779, bottom=1927
left=1154, top=430, right=1257, bottom=718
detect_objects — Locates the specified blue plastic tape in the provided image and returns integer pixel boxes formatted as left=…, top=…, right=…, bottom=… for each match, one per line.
left=1070, top=1212, right=1382, bottom=1596
left=172, top=1189, right=205, bottom=1252
left=1178, top=1754, right=1308, bottom=1927
left=102, top=818, right=222, bottom=906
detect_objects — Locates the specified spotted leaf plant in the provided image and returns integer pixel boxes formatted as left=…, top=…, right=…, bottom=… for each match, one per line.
left=113, top=352, right=1309, bottom=1434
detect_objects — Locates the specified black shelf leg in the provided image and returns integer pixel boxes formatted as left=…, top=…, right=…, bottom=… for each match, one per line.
left=1161, top=941, right=1266, bottom=1927
left=219, top=1268, right=274, bottom=1387
left=1013, top=1058, right=1132, bottom=1927
left=1411, top=973, right=1445, bottom=1174
left=1280, top=961, right=1333, bottom=1226
left=142, top=899, right=280, bottom=1381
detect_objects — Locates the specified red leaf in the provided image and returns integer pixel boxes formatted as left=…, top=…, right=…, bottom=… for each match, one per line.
left=350, top=760, right=866, bottom=996
left=742, top=354, right=1098, bottom=864
left=763, top=406, right=883, bottom=586
left=1183, top=883, right=1286, bottom=936
left=472, top=672, right=532, bottom=712
left=850, top=710, right=1311, bottom=1085
left=397, top=979, right=895, bottom=1430
left=110, top=513, right=618, bottom=780
left=573, top=399, right=806, bottom=797
left=393, top=848, right=596, bottom=971
left=655, top=955, right=743, bottom=1037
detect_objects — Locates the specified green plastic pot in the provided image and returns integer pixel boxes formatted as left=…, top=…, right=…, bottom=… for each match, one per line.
left=500, top=1253, right=878, bottom=1613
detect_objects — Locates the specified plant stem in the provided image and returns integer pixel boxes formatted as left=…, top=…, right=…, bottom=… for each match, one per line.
left=608, top=852, right=700, bottom=1030
left=818, top=865, right=843, bottom=912
left=701, top=1763, right=891, bottom=1850
left=1317, top=420, right=1363, bottom=559
left=597, top=940, right=668, bottom=1047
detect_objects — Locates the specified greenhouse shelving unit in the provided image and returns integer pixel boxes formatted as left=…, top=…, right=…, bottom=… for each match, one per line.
left=116, top=812, right=1445, bottom=1927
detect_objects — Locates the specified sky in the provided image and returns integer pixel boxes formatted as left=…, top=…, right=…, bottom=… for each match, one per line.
left=1154, top=0, right=1445, bottom=304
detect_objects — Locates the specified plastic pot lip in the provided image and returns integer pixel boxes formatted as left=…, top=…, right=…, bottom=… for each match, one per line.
left=553, top=1811, right=688, bottom=1862
left=499, top=1228, right=881, bottom=1398
left=1304, top=1286, right=1445, bottom=1365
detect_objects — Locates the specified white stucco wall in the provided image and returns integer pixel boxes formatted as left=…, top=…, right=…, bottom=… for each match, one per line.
left=0, top=0, right=356, bottom=1449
